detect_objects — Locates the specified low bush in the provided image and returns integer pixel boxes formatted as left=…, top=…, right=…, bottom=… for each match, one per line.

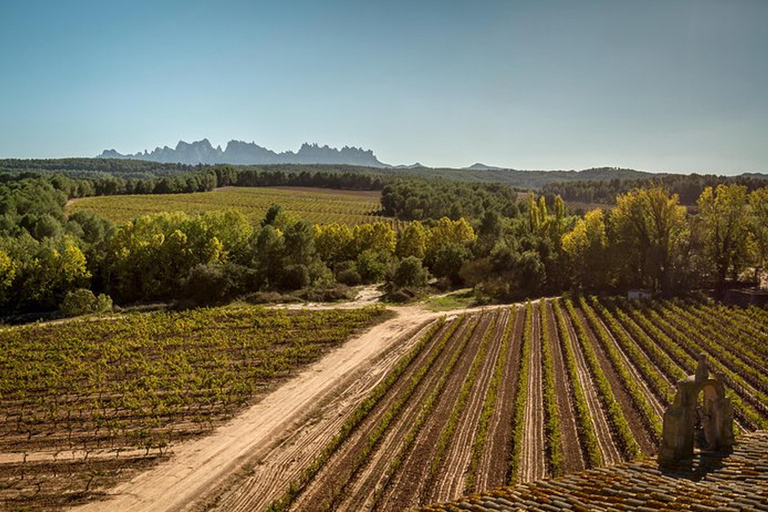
left=60, top=288, right=113, bottom=316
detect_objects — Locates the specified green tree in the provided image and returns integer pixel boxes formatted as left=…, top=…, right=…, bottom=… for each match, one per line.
left=0, top=249, right=16, bottom=306
left=353, top=222, right=396, bottom=256
left=390, top=256, right=429, bottom=288
left=313, top=223, right=354, bottom=265
left=426, top=217, right=475, bottom=265
left=562, top=209, right=609, bottom=290
left=750, top=187, right=768, bottom=285
left=20, top=237, right=90, bottom=309
left=395, top=221, right=427, bottom=259
left=698, top=184, right=751, bottom=292
left=610, top=186, right=688, bottom=293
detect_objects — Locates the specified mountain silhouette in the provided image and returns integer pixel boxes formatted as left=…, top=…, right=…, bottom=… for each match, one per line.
left=99, top=139, right=388, bottom=167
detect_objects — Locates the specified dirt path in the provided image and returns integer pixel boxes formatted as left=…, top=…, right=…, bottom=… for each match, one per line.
left=73, top=306, right=440, bottom=512
left=562, top=309, right=622, bottom=467
left=518, top=305, right=546, bottom=483
left=544, top=302, right=584, bottom=474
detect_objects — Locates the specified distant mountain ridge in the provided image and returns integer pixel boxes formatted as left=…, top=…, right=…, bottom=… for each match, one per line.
left=99, top=139, right=388, bottom=167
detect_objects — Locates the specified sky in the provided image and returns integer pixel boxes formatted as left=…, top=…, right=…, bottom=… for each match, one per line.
left=1, top=0, right=766, bottom=174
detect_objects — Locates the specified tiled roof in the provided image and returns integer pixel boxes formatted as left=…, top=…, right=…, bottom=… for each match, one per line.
left=418, top=431, right=768, bottom=512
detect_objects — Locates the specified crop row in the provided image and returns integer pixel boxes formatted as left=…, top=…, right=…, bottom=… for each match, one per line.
left=578, top=297, right=662, bottom=442
left=0, top=306, right=389, bottom=509
left=564, top=298, right=642, bottom=460
left=552, top=298, right=602, bottom=468
left=539, top=300, right=564, bottom=477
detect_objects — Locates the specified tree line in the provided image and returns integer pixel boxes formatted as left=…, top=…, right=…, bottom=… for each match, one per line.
left=543, top=173, right=768, bottom=206
left=2, top=168, right=767, bottom=317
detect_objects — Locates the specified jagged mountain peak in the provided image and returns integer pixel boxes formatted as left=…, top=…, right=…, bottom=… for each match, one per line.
left=98, top=139, right=389, bottom=167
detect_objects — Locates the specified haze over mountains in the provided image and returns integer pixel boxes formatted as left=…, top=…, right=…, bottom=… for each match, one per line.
left=99, top=139, right=388, bottom=167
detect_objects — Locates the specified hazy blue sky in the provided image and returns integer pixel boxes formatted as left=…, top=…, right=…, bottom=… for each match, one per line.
left=1, top=0, right=766, bottom=173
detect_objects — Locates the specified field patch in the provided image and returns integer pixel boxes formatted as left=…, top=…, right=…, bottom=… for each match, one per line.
left=249, top=298, right=768, bottom=512
left=67, top=186, right=393, bottom=226
left=0, top=305, right=387, bottom=510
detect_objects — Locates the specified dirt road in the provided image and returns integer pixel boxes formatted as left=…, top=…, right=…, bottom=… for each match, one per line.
left=73, top=305, right=440, bottom=512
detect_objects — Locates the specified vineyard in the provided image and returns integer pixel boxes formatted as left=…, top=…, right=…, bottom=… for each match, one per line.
left=0, top=305, right=388, bottom=510
left=67, top=186, right=397, bottom=227
left=205, top=297, right=767, bottom=512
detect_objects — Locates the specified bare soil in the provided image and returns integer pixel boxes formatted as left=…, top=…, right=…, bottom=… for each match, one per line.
left=561, top=307, right=622, bottom=466
left=518, top=305, right=547, bottom=483
left=473, top=307, right=524, bottom=490
left=376, top=313, right=493, bottom=512
left=426, top=309, right=509, bottom=503
left=544, top=302, right=584, bottom=474
left=574, top=308, right=656, bottom=456
left=285, top=318, right=463, bottom=512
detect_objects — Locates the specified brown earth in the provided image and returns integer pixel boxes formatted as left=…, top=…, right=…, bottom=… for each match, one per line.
left=285, top=317, right=466, bottom=512
left=473, top=307, right=524, bottom=490
left=376, top=313, right=493, bottom=512
left=543, top=301, right=584, bottom=474
left=426, top=309, right=509, bottom=503
left=561, top=306, right=622, bottom=466
left=518, top=306, right=547, bottom=483
left=573, top=308, right=656, bottom=456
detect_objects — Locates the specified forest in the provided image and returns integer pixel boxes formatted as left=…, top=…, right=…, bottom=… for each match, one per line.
left=1, top=164, right=767, bottom=318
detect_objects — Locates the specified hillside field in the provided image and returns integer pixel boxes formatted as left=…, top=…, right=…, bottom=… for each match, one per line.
left=66, top=186, right=395, bottom=227
left=0, top=305, right=389, bottom=510
left=2, top=298, right=767, bottom=511
left=255, top=298, right=768, bottom=512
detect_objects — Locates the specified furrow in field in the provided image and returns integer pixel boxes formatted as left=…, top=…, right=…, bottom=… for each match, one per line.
left=590, top=306, right=666, bottom=420
left=519, top=304, right=546, bottom=483
left=331, top=317, right=478, bottom=512
left=629, top=304, right=762, bottom=431
left=375, top=313, right=493, bottom=512
left=426, top=309, right=508, bottom=503
left=544, top=301, right=584, bottom=474
left=473, top=307, right=523, bottom=491
left=573, top=307, right=655, bottom=455
left=561, top=307, right=622, bottom=466
left=282, top=318, right=466, bottom=512
left=210, top=318, right=450, bottom=512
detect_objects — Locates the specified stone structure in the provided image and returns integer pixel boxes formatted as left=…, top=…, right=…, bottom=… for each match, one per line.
left=658, top=354, right=734, bottom=465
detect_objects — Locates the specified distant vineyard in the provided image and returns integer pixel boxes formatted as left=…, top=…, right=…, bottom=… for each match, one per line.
left=67, top=186, right=398, bottom=227
left=0, top=306, right=387, bottom=510
left=261, top=298, right=768, bottom=512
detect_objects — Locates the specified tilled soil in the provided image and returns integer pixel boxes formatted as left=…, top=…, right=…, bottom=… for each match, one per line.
left=561, top=307, right=622, bottom=466
left=544, top=302, right=584, bottom=474
left=286, top=318, right=468, bottom=512
left=518, top=306, right=547, bottom=484
left=473, top=307, right=524, bottom=491
left=426, top=310, right=510, bottom=503
left=376, top=313, right=494, bottom=512
left=574, top=308, right=656, bottom=456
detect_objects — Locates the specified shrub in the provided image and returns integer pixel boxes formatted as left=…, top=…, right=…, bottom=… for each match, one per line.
left=182, top=264, right=230, bottom=305
left=391, top=256, right=429, bottom=288
left=296, top=285, right=355, bottom=303
left=280, top=264, right=311, bottom=290
left=335, top=261, right=362, bottom=286
left=356, top=250, right=393, bottom=284
left=60, top=288, right=113, bottom=316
